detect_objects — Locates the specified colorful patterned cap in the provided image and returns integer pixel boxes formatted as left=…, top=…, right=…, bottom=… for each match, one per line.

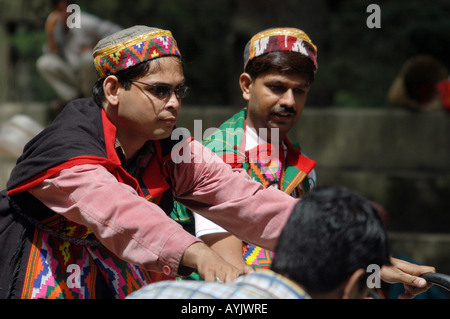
left=243, top=27, right=318, bottom=73
left=93, top=25, right=181, bottom=78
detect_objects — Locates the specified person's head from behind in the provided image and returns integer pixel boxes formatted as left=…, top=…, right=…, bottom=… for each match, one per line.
left=92, top=26, right=190, bottom=143
left=271, top=186, right=391, bottom=299
left=240, top=27, right=318, bottom=143
left=52, top=0, right=71, bottom=10
left=51, top=0, right=73, bottom=22
left=402, top=55, right=448, bottom=108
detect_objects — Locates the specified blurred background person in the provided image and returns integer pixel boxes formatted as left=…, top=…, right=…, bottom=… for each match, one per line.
left=387, top=55, right=449, bottom=111
left=36, top=0, right=122, bottom=111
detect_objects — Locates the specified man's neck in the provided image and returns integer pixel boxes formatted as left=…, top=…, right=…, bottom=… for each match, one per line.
left=115, top=132, right=147, bottom=162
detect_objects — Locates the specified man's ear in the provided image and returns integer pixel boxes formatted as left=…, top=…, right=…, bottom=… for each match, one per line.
left=239, top=73, right=253, bottom=102
left=342, top=268, right=367, bottom=299
left=103, top=75, right=121, bottom=106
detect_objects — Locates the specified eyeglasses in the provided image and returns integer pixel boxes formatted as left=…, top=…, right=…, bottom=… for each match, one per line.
left=131, top=80, right=191, bottom=100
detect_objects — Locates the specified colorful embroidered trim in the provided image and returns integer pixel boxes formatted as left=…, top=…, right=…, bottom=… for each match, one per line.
left=20, top=228, right=153, bottom=298
left=21, top=230, right=98, bottom=299
left=243, top=243, right=274, bottom=270
left=245, top=27, right=318, bottom=72
left=93, top=30, right=180, bottom=78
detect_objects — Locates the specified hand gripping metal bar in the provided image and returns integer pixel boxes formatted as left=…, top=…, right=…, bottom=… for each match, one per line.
left=420, top=273, right=450, bottom=292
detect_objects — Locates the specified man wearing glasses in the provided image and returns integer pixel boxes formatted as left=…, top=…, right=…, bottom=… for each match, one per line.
left=0, top=25, right=301, bottom=299
left=0, top=25, right=435, bottom=299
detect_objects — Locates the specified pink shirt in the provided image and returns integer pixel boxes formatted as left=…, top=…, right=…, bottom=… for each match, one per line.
left=29, top=139, right=298, bottom=276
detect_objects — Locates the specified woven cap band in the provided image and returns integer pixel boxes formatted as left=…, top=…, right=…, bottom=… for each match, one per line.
left=243, top=27, right=318, bottom=72
left=93, top=26, right=181, bottom=78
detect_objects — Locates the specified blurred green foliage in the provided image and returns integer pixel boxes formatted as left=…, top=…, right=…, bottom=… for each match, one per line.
left=4, top=0, right=450, bottom=107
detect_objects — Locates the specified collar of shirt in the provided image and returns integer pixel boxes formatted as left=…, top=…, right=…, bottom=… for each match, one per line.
left=245, top=125, right=287, bottom=154
left=234, top=269, right=311, bottom=299
left=115, top=139, right=155, bottom=177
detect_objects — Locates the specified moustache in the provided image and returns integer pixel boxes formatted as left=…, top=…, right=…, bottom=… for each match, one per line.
left=271, top=106, right=296, bottom=115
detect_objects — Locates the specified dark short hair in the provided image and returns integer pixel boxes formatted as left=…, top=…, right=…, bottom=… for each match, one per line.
left=245, top=51, right=315, bottom=83
left=271, top=186, right=391, bottom=294
left=403, top=55, right=448, bottom=104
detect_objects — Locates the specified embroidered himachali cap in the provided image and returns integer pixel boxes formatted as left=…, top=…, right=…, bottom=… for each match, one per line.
left=243, top=27, right=318, bottom=73
left=93, top=25, right=181, bottom=78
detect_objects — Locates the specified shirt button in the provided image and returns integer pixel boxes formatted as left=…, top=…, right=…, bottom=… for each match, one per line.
left=163, top=265, right=171, bottom=275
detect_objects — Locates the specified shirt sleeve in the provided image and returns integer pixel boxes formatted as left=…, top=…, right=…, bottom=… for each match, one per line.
left=29, top=163, right=200, bottom=277
left=192, top=143, right=310, bottom=240
left=194, top=211, right=227, bottom=238
left=170, top=139, right=298, bottom=251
